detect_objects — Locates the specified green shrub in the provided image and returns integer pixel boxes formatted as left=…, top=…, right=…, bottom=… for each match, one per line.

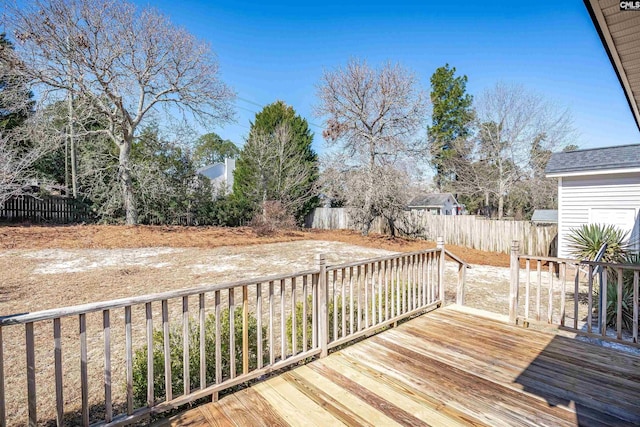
left=286, top=285, right=407, bottom=350
left=132, top=308, right=266, bottom=407
left=567, top=223, right=631, bottom=263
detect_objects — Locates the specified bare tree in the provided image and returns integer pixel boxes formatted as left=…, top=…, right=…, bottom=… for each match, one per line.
left=241, top=124, right=317, bottom=218
left=0, top=38, right=61, bottom=204
left=316, top=59, right=427, bottom=234
left=322, top=155, right=415, bottom=236
left=0, top=111, right=63, bottom=206
left=9, top=0, right=234, bottom=224
left=452, top=82, right=574, bottom=219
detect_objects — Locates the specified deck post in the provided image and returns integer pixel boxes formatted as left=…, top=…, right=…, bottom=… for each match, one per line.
left=317, top=254, right=328, bottom=358
left=509, top=240, right=520, bottom=324
left=437, top=237, right=445, bottom=305
left=456, top=263, right=466, bottom=306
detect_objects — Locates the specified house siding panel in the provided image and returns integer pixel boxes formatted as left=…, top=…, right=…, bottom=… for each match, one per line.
left=558, top=173, right=640, bottom=258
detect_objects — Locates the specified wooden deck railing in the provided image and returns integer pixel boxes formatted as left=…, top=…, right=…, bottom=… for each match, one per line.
left=0, top=242, right=463, bottom=426
left=509, top=240, right=639, bottom=346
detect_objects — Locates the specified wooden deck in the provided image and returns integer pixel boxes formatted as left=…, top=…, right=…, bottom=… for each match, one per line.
left=157, top=306, right=640, bottom=426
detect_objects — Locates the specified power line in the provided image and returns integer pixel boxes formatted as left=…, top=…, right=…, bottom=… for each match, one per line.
left=234, top=95, right=324, bottom=130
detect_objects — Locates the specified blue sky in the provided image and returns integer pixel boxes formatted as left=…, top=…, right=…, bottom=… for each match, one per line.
left=136, top=0, right=640, bottom=155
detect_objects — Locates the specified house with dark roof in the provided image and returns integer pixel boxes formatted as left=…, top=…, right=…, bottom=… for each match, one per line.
left=407, top=193, right=461, bottom=215
left=545, top=144, right=640, bottom=258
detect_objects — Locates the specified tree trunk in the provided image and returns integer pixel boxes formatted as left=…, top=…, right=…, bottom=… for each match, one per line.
left=498, top=195, right=504, bottom=220
left=118, top=140, right=138, bottom=225
left=484, top=191, right=490, bottom=217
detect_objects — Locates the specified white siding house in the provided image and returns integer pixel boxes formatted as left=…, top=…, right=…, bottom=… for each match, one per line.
left=546, top=144, right=640, bottom=258
left=407, top=193, right=461, bottom=215
left=197, top=158, right=235, bottom=195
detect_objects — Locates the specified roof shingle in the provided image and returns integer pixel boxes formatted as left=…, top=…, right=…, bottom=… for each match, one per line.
left=545, top=144, right=640, bottom=175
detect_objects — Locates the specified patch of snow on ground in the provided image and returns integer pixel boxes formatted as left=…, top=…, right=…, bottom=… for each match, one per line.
left=28, top=247, right=182, bottom=274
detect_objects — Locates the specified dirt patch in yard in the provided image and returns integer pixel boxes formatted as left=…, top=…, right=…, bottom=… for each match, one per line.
left=0, top=224, right=512, bottom=267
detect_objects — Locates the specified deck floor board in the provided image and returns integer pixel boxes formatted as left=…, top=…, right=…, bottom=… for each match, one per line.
left=157, top=306, right=640, bottom=426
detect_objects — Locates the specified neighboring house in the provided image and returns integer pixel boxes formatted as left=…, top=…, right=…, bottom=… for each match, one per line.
left=530, top=209, right=558, bottom=225
left=407, top=193, right=461, bottom=215
left=197, top=158, right=235, bottom=195
left=545, top=145, right=640, bottom=258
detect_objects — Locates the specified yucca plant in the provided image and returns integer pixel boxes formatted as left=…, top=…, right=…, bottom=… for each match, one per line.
left=566, top=223, right=631, bottom=263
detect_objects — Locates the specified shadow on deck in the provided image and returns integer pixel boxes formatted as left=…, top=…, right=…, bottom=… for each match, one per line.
left=157, top=306, right=640, bottom=426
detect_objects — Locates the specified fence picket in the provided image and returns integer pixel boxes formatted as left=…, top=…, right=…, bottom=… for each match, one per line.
left=305, top=208, right=556, bottom=256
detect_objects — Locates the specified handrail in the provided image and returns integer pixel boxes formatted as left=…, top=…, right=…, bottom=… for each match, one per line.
left=444, top=249, right=471, bottom=269
left=326, top=248, right=440, bottom=271
left=0, top=268, right=320, bottom=325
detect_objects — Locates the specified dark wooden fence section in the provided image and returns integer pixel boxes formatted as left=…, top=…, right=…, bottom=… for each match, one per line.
left=0, top=195, right=92, bottom=224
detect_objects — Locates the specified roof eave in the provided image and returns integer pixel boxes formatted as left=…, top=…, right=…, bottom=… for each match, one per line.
left=546, top=166, right=640, bottom=178
left=584, top=0, right=640, bottom=132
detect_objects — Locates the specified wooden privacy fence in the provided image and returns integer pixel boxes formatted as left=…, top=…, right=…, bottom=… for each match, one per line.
left=305, top=207, right=557, bottom=256
left=508, top=241, right=639, bottom=346
left=0, top=242, right=468, bottom=426
left=0, top=195, right=92, bottom=224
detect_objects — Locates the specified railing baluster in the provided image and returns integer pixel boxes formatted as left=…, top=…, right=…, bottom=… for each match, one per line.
left=548, top=262, right=554, bottom=324
left=26, top=322, right=37, bottom=427
left=214, top=290, right=221, bottom=392
left=536, top=260, right=541, bottom=321
left=588, top=265, right=594, bottom=333
left=403, top=257, right=407, bottom=314
left=229, top=288, right=235, bottom=379
left=302, top=277, right=308, bottom=353
left=426, top=254, right=431, bottom=305
left=311, top=275, right=317, bottom=348
left=125, top=306, right=133, bottom=414
left=242, top=286, right=249, bottom=374
left=377, top=261, right=383, bottom=323
left=384, top=260, right=390, bottom=319
left=291, top=278, right=297, bottom=356
left=341, top=268, right=346, bottom=337
left=633, top=271, right=638, bottom=344
left=357, top=265, right=362, bottom=331
left=371, top=263, right=376, bottom=326
left=199, top=293, right=206, bottom=387
left=145, top=303, right=154, bottom=406
left=80, top=314, right=89, bottom=425
left=560, top=263, right=566, bottom=326
left=333, top=270, right=338, bottom=340
left=415, top=254, right=421, bottom=309
left=413, top=254, right=418, bottom=309
left=257, top=283, right=264, bottom=368
left=103, top=310, right=112, bottom=423
left=525, top=259, right=530, bottom=320
left=364, top=263, right=369, bottom=328
left=617, top=268, right=623, bottom=340
left=601, top=269, right=608, bottom=336
left=183, top=296, right=190, bottom=395
left=53, top=319, right=63, bottom=426
left=574, top=265, right=580, bottom=330
left=162, top=300, right=172, bottom=401
left=280, top=279, right=286, bottom=359
left=349, top=267, right=354, bottom=336
left=407, top=256, right=412, bottom=311
left=391, top=260, right=396, bottom=318
left=269, top=281, right=275, bottom=364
